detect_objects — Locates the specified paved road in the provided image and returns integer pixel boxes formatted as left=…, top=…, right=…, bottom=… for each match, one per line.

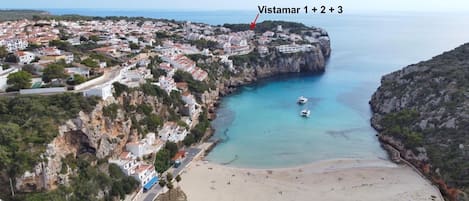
left=76, top=66, right=122, bottom=91
left=140, top=147, right=202, bottom=201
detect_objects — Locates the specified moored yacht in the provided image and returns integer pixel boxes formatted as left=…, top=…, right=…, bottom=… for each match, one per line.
left=297, top=96, right=308, bottom=104
left=300, top=109, right=311, bottom=117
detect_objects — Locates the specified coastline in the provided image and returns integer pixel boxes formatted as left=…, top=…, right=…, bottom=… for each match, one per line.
left=179, top=157, right=444, bottom=201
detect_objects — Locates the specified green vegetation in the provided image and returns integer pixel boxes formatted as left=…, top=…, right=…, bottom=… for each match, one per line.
left=112, top=82, right=130, bottom=97
left=22, top=158, right=139, bottom=201
left=173, top=70, right=208, bottom=94
left=190, top=109, right=210, bottom=143
left=67, top=74, right=86, bottom=85
left=89, top=53, right=120, bottom=67
left=0, top=10, right=49, bottom=21
left=154, top=149, right=170, bottom=173
left=153, top=142, right=181, bottom=173
left=6, top=71, right=32, bottom=91
left=0, top=94, right=99, bottom=178
left=0, top=46, right=8, bottom=59
left=147, top=56, right=166, bottom=79
left=381, top=110, right=423, bottom=147
left=80, top=58, right=99, bottom=68
left=223, top=20, right=309, bottom=33
left=4, top=54, right=18, bottom=63
left=229, top=51, right=261, bottom=67
left=22, top=64, right=37, bottom=75
left=185, top=54, right=209, bottom=62
left=189, top=39, right=218, bottom=51
left=143, top=114, right=163, bottom=132
left=129, top=42, right=140, bottom=50
left=88, top=35, right=100, bottom=42
left=103, top=103, right=119, bottom=120
left=136, top=103, right=153, bottom=115
left=42, top=63, right=68, bottom=83
left=49, top=40, right=72, bottom=51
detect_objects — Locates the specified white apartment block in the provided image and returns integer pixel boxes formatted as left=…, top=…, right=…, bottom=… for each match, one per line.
left=1, top=39, right=28, bottom=52
left=158, top=121, right=188, bottom=143
left=125, top=133, right=163, bottom=158
left=276, top=44, right=314, bottom=54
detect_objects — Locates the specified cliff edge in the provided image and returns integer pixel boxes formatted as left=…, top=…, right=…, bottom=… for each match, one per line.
left=370, top=43, right=469, bottom=201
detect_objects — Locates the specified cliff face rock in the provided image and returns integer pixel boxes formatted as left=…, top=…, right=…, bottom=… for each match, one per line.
left=15, top=90, right=162, bottom=192
left=253, top=47, right=327, bottom=78
left=370, top=43, right=469, bottom=201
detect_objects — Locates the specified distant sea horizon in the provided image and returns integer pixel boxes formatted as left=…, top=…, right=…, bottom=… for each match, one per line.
left=39, top=9, right=469, bottom=168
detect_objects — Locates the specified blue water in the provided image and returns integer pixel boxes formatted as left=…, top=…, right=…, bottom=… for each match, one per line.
left=47, top=9, right=469, bottom=168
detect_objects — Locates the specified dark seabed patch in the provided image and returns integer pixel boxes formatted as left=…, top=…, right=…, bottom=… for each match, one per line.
left=325, top=127, right=371, bottom=140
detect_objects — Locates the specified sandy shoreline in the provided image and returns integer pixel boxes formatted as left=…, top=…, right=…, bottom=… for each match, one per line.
left=179, top=158, right=442, bottom=201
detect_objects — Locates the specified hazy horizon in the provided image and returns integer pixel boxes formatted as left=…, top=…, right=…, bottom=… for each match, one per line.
left=3, top=0, right=469, bottom=13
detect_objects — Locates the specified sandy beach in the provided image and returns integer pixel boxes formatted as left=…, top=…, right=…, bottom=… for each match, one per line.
left=179, top=158, right=442, bottom=201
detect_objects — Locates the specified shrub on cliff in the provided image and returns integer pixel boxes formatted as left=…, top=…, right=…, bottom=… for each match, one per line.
left=103, top=103, right=119, bottom=120
left=112, top=81, right=130, bottom=97
left=173, top=70, right=208, bottom=94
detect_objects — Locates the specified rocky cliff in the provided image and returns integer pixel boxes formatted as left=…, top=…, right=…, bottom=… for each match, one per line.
left=14, top=90, right=167, bottom=193
left=370, top=43, right=469, bottom=201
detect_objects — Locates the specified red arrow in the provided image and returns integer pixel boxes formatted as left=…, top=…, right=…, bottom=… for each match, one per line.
left=250, top=13, right=260, bottom=30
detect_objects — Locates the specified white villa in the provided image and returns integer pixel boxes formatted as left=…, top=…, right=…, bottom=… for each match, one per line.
left=158, top=121, right=188, bottom=143
left=125, top=133, right=163, bottom=158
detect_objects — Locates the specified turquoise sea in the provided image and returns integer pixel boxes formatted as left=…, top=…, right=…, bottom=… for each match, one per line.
left=48, top=9, right=469, bottom=168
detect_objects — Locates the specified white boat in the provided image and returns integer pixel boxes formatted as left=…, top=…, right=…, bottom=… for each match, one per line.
left=300, top=109, right=311, bottom=117
left=297, top=96, right=308, bottom=104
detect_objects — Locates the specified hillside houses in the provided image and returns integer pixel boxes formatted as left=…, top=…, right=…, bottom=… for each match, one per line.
left=109, top=152, right=158, bottom=189
left=161, top=54, right=208, bottom=81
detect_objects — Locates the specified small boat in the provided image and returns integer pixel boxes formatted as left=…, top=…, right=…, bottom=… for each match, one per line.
left=300, top=109, right=311, bottom=117
left=297, top=96, right=308, bottom=104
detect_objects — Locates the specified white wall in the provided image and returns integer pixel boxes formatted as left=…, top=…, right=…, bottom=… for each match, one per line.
left=83, top=84, right=113, bottom=100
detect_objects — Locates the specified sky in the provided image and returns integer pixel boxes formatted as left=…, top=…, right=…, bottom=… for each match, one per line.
left=3, top=0, right=469, bottom=13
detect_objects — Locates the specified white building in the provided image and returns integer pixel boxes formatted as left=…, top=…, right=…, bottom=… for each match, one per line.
left=125, top=133, right=163, bottom=158
left=110, top=152, right=139, bottom=175
left=109, top=152, right=158, bottom=189
left=65, top=53, right=74, bottom=64
left=157, top=76, right=178, bottom=94
left=1, top=39, right=28, bottom=52
left=65, top=67, right=90, bottom=78
left=158, top=121, right=188, bottom=143
left=258, top=46, right=269, bottom=55
left=17, top=51, right=36, bottom=64
left=0, top=67, right=19, bottom=92
left=182, top=92, right=201, bottom=120
left=276, top=44, right=314, bottom=54
left=84, top=84, right=113, bottom=100
left=132, top=164, right=157, bottom=188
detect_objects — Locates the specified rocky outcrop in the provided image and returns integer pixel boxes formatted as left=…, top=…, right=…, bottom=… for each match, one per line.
left=370, top=43, right=469, bottom=201
left=15, top=90, right=163, bottom=192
